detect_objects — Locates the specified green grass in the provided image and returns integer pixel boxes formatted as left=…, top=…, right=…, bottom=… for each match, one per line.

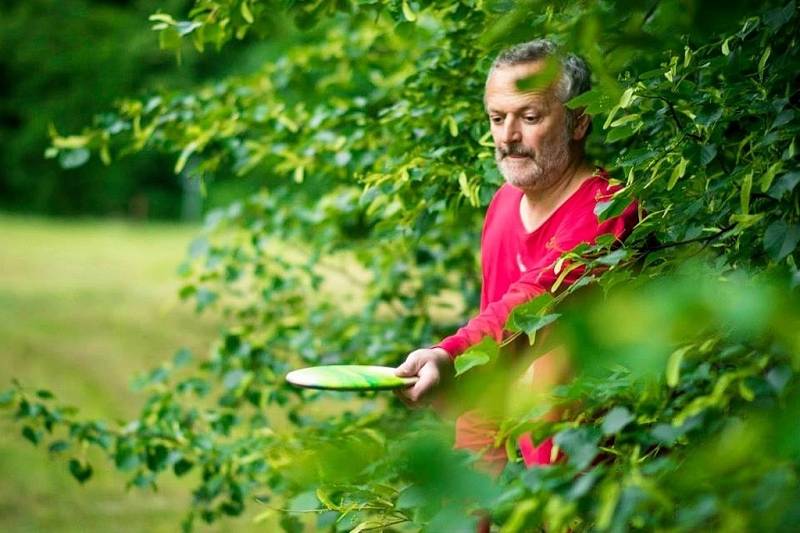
left=0, top=214, right=263, bottom=532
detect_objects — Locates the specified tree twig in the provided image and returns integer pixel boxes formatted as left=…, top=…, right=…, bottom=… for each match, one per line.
left=638, top=93, right=704, bottom=142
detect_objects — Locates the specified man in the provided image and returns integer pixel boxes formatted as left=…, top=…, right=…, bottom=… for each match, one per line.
left=395, top=39, right=638, bottom=473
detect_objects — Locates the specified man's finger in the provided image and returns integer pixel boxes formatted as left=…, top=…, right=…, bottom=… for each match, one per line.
left=393, top=388, right=418, bottom=408
left=407, top=364, right=439, bottom=402
left=395, top=352, right=421, bottom=377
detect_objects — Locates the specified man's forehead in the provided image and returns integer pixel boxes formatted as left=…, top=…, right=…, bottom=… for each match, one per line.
left=485, top=93, right=549, bottom=112
left=484, top=85, right=552, bottom=114
left=484, top=61, right=558, bottom=110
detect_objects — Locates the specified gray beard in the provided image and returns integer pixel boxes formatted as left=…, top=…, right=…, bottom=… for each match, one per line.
left=495, top=134, right=572, bottom=191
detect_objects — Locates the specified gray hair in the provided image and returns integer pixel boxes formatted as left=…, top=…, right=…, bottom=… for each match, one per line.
left=487, top=39, right=591, bottom=104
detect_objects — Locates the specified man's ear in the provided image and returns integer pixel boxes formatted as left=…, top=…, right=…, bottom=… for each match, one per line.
left=571, top=108, right=591, bottom=141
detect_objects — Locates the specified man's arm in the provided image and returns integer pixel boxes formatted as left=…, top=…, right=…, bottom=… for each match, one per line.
left=395, top=202, right=638, bottom=404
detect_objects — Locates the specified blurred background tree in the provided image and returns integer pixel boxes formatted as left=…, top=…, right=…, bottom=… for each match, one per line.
left=0, top=0, right=281, bottom=219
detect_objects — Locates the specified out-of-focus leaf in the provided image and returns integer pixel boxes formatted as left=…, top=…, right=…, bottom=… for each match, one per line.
left=602, top=406, right=634, bottom=435
left=68, top=458, right=93, bottom=484
left=58, top=148, right=90, bottom=169
left=454, top=337, right=499, bottom=376
left=554, top=427, right=601, bottom=470
left=667, top=345, right=693, bottom=388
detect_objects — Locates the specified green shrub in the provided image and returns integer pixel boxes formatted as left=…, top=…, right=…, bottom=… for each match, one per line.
left=5, top=1, right=799, bottom=531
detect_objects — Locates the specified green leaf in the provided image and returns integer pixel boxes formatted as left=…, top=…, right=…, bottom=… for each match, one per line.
left=447, top=116, right=458, bottom=137
left=768, top=171, right=800, bottom=199
left=48, top=440, right=70, bottom=453
left=454, top=337, right=499, bottom=376
left=763, top=221, right=800, bottom=261
left=515, top=314, right=560, bottom=343
left=554, top=427, right=601, bottom=470
left=173, top=458, right=194, bottom=476
left=401, top=0, right=417, bottom=22
left=740, top=171, right=752, bottom=214
left=667, top=157, right=688, bottom=190
left=760, top=162, right=783, bottom=192
left=176, top=21, right=202, bottom=36
left=315, top=487, right=339, bottom=511
left=293, top=166, right=304, bottom=184
left=595, top=249, right=627, bottom=266
left=175, top=141, right=198, bottom=174
left=68, top=458, right=93, bottom=484
left=458, top=171, right=470, bottom=199
left=771, top=109, right=795, bottom=129
left=651, top=423, right=681, bottom=446
left=508, top=293, right=554, bottom=322
left=764, top=2, right=796, bottom=31
left=240, top=1, right=254, bottom=24
left=619, top=87, right=635, bottom=109
left=148, top=13, right=175, bottom=24
left=145, top=444, right=169, bottom=472
left=595, top=191, right=633, bottom=221
left=758, top=46, right=771, bottom=79
left=195, top=287, right=218, bottom=311
left=738, top=380, right=755, bottom=401
left=58, top=148, right=90, bottom=169
left=158, top=26, right=182, bottom=52
left=0, top=389, right=16, bottom=407
left=396, top=486, right=427, bottom=509
left=602, top=406, right=634, bottom=435
left=114, top=445, right=140, bottom=471
left=566, top=89, right=614, bottom=114
left=516, top=56, right=561, bottom=93
left=721, top=37, right=732, bottom=56
left=507, top=293, right=557, bottom=338
left=172, top=347, right=193, bottom=367
left=700, top=144, right=718, bottom=165
left=609, top=114, right=640, bottom=128
left=595, top=483, right=620, bottom=530
left=288, top=491, right=319, bottom=512
left=22, top=426, right=40, bottom=445
left=567, top=468, right=600, bottom=500
left=766, top=366, right=792, bottom=393
left=666, top=345, right=693, bottom=388
left=454, top=351, right=490, bottom=377
left=179, top=284, right=196, bottom=299
left=606, top=124, right=637, bottom=143
left=603, top=105, right=620, bottom=130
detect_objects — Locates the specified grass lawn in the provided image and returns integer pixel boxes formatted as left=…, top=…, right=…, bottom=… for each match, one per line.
left=0, top=214, right=265, bottom=532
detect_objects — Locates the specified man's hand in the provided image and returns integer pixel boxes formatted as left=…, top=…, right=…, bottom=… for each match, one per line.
left=394, top=347, right=452, bottom=407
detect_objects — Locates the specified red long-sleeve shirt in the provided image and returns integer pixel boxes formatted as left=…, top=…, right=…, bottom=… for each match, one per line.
left=438, top=169, right=638, bottom=358
left=441, top=169, right=639, bottom=472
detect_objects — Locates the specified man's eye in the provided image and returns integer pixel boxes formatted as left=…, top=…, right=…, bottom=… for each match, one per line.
left=524, top=116, right=539, bottom=123
left=490, top=116, right=504, bottom=124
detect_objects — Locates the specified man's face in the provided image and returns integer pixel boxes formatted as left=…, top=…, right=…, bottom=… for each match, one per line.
left=485, top=60, right=577, bottom=191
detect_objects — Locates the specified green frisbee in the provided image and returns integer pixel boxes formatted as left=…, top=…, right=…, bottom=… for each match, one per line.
left=285, top=365, right=418, bottom=391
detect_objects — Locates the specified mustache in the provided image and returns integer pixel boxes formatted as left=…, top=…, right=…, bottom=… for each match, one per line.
left=496, top=144, right=535, bottom=159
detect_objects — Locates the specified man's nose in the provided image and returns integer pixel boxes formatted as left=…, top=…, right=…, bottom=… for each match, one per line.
left=500, top=116, right=522, bottom=145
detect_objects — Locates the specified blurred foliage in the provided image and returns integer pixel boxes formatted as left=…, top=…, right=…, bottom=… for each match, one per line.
left=0, top=0, right=283, bottom=218
left=4, top=0, right=800, bottom=531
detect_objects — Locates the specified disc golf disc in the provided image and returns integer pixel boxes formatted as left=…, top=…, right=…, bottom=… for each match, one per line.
left=285, top=365, right=418, bottom=391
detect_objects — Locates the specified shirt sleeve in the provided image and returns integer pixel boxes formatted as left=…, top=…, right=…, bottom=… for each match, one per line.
left=436, top=202, right=638, bottom=359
